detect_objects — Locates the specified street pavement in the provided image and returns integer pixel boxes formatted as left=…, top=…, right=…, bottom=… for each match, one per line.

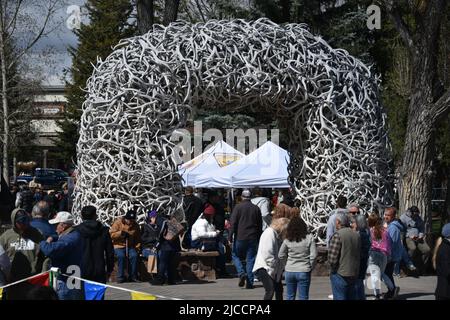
left=105, top=274, right=437, bottom=300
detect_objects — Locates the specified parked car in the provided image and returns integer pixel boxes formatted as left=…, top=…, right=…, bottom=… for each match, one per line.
left=34, top=168, right=69, bottom=188
left=15, top=174, right=34, bottom=186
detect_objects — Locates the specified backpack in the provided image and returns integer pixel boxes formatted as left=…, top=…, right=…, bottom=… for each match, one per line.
left=162, top=217, right=185, bottom=241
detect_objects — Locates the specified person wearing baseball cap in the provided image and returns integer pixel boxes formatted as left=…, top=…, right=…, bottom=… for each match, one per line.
left=229, top=189, right=263, bottom=289
left=435, top=223, right=450, bottom=300
left=109, top=210, right=141, bottom=283
left=400, top=205, right=430, bottom=275
left=39, top=211, right=83, bottom=300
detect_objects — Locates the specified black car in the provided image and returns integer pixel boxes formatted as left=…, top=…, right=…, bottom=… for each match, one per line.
left=34, top=168, right=69, bottom=188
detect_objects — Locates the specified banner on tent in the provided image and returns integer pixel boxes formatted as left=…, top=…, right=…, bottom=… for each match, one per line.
left=214, top=153, right=243, bottom=167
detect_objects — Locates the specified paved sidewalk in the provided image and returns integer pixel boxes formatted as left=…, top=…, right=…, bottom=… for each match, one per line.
left=105, top=275, right=437, bottom=300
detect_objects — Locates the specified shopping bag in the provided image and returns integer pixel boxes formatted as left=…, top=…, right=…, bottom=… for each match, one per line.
left=147, top=254, right=158, bottom=274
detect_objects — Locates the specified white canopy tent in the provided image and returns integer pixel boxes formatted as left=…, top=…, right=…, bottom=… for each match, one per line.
left=178, top=140, right=244, bottom=186
left=194, top=141, right=290, bottom=188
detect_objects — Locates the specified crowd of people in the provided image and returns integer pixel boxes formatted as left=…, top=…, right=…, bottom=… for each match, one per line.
left=9, top=182, right=70, bottom=220
left=0, top=185, right=449, bottom=301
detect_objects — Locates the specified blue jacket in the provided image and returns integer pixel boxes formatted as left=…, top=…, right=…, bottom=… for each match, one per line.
left=40, top=227, right=83, bottom=277
left=31, top=218, right=58, bottom=239
left=387, top=220, right=403, bottom=262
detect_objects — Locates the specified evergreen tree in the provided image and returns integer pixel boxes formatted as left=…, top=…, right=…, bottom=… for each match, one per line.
left=56, top=0, right=135, bottom=164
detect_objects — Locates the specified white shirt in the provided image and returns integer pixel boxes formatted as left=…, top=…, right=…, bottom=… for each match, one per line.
left=191, top=215, right=218, bottom=241
left=251, top=197, right=271, bottom=231
left=252, top=227, right=285, bottom=281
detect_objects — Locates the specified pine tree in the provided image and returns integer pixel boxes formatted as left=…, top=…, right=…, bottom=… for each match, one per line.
left=56, top=0, right=135, bottom=164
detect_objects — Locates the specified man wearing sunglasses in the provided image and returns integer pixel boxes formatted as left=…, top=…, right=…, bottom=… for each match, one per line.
left=348, top=204, right=360, bottom=216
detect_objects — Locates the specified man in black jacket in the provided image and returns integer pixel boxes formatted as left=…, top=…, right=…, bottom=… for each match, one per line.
left=182, top=186, right=204, bottom=248
left=77, top=206, right=114, bottom=284
left=228, top=189, right=262, bottom=289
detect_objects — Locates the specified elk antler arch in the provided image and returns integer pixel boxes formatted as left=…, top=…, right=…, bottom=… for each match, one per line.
left=74, top=19, right=393, bottom=244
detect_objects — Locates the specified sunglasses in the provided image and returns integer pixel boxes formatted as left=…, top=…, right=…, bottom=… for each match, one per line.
left=349, top=211, right=360, bottom=214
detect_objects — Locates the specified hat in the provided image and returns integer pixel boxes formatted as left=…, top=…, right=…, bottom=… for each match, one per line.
left=148, top=210, right=157, bottom=218
left=203, top=204, right=216, bottom=216
left=124, top=210, right=137, bottom=220
left=15, top=210, right=30, bottom=225
left=442, top=223, right=450, bottom=238
left=49, top=211, right=74, bottom=225
left=241, top=189, right=251, bottom=199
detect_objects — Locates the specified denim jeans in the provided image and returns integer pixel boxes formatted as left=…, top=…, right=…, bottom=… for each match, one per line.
left=231, top=239, right=258, bottom=286
left=114, top=248, right=138, bottom=281
left=191, top=238, right=226, bottom=273
left=394, top=245, right=414, bottom=274
left=330, top=273, right=357, bottom=300
left=384, top=261, right=397, bottom=290
left=368, top=250, right=394, bottom=291
left=354, top=279, right=366, bottom=300
left=285, top=271, right=311, bottom=300
left=142, top=248, right=157, bottom=259
left=56, top=280, right=83, bottom=300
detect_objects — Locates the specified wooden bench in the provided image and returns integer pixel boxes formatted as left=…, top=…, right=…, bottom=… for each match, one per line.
left=110, top=250, right=220, bottom=282
left=177, top=250, right=220, bottom=281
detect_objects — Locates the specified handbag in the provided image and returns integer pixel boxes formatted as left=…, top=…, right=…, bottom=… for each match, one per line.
left=163, top=217, right=185, bottom=241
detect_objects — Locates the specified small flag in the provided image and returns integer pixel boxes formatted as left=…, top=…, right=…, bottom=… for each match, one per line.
left=28, top=272, right=50, bottom=286
left=131, top=291, right=156, bottom=300
left=84, top=282, right=107, bottom=300
left=0, top=287, right=3, bottom=299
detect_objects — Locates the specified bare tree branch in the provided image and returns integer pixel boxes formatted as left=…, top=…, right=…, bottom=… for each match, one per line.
left=7, top=0, right=59, bottom=70
left=378, top=0, right=415, bottom=51
left=195, top=0, right=206, bottom=22
left=4, top=0, right=24, bottom=35
left=432, top=87, right=450, bottom=124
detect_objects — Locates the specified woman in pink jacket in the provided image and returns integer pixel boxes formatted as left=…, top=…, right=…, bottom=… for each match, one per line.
left=367, top=213, right=395, bottom=299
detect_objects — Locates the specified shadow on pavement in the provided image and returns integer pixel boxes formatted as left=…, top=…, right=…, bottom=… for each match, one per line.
left=397, top=292, right=435, bottom=300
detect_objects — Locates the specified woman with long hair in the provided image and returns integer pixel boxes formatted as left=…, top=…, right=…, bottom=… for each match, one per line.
left=367, top=213, right=395, bottom=299
left=278, top=216, right=317, bottom=300
left=252, top=217, right=290, bottom=300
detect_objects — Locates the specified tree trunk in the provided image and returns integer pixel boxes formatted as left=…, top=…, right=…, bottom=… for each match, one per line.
left=137, top=0, right=153, bottom=35
left=445, top=168, right=450, bottom=222
left=0, top=21, right=9, bottom=187
left=398, top=33, right=441, bottom=234
left=12, top=155, right=16, bottom=183
left=163, top=0, right=180, bottom=26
